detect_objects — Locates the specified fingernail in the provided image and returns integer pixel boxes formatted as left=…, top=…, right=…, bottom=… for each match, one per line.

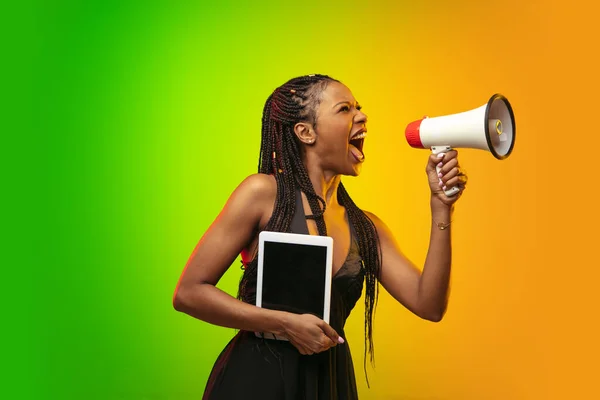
left=438, top=180, right=443, bottom=187
left=338, top=337, right=345, bottom=344
left=437, top=162, right=443, bottom=168
left=437, top=153, right=444, bottom=158
left=443, top=185, right=447, bottom=190
left=438, top=173, right=442, bottom=178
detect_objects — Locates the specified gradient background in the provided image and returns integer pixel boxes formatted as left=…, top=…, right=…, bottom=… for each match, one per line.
left=10, top=0, right=599, bottom=399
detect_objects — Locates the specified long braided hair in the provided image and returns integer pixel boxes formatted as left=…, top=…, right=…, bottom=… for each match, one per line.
left=237, top=74, right=382, bottom=373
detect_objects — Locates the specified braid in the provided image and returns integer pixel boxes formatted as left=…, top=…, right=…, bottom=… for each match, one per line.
left=238, top=74, right=381, bottom=382
left=338, top=182, right=381, bottom=381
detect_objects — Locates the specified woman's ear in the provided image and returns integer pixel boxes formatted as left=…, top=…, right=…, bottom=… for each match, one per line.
left=294, top=122, right=316, bottom=145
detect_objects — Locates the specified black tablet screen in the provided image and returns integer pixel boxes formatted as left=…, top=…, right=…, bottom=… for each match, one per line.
left=261, top=241, right=328, bottom=319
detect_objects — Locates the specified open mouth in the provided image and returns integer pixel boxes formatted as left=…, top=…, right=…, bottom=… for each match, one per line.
left=349, top=131, right=366, bottom=161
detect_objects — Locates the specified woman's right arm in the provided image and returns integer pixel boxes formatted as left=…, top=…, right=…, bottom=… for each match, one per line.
left=172, top=174, right=287, bottom=334
left=172, top=174, right=342, bottom=353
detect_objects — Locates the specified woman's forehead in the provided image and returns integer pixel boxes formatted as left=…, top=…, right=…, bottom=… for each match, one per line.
left=320, top=81, right=356, bottom=105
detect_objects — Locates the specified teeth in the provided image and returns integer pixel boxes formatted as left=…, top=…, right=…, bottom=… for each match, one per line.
left=351, top=132, right=367, bottom=140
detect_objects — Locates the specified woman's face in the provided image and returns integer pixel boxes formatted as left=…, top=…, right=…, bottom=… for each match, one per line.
left=310, top=81, right=368, bottom=177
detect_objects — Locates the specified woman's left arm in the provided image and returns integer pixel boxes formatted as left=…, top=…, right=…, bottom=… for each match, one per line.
left=368, top=150, right=467, bottom=322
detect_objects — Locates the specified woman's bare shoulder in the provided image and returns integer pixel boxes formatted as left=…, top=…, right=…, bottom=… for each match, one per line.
left=224, top=173, right=277, bottom=248
left=234, top=173, right=277, bottom=202
left=224, top=173, right=277, bottom=226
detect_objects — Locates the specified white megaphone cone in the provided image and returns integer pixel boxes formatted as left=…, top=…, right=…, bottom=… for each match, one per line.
left=405, top=93, right=516, bottom=197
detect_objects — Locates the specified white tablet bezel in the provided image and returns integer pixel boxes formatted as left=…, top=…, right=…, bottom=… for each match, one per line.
left=255, top=231, right=333, bottom=339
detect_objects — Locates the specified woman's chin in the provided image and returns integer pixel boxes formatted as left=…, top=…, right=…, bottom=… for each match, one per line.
left=346, top=163, right=363, bottom=177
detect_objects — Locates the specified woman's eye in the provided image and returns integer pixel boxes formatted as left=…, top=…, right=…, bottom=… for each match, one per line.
left=340, top=106, right=350, bottom=112
left=356, top=105, right=362, bottom=111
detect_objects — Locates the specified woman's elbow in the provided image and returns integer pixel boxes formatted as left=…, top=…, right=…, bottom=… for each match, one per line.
left=424, top=312, right=444, bottom=323
left=173, top=285, right=191, bottom=312
left=419, top=306, right=446, bottom=323
left=173, top=282, right=211, bottom=314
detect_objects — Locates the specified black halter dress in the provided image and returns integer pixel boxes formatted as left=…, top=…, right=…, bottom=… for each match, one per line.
left=202, top=190, right=365, bottom=400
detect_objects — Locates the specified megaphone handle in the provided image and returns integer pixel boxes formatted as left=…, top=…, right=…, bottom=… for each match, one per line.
left=431, top=146, right=460, bottom=197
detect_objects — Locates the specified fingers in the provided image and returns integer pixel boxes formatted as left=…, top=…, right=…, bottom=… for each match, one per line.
left=437, top=154, right=468, bottom=192
left=437, top=157, right=458, bottom=175
left=317, top=333, right=340, bottom=353
left=427, top=150, right=458, bottom=171
left=288, top=315, right=345, bottom=356
left=291, top=335, right=334, bottom=356
left=319, top=320, right=344, bottom=345
left=425, top=150, right=468, bottom=203
left=444, top=174, right=468, bottom=189
left=320, top=336, right=335, bottom=352
left=440, top=163, right=467, bottom=184
left=444, top=149, right=459, bottom=161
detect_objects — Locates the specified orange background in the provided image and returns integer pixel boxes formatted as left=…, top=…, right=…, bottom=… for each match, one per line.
left=340, top=1, right=599, bottom=398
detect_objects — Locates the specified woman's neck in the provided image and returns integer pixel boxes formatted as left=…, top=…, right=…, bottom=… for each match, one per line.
left=306, top=167, right=341, bottom=208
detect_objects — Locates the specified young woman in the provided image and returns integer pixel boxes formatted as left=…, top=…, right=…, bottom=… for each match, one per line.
left=173, top=74, right=467, bottom=399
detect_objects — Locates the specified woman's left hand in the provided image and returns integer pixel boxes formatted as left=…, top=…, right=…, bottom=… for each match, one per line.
left=426, top=150, right=468, bottom=207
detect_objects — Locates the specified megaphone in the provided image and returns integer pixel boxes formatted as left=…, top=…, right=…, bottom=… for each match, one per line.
left=405, top=93, right=515, bottom=197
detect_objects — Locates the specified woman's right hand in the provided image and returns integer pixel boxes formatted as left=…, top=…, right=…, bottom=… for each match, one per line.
left=282, top=313, right=344, bottom=355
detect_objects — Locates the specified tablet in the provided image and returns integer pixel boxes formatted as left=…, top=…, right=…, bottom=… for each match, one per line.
left=255, top=231, right=333, bottom=340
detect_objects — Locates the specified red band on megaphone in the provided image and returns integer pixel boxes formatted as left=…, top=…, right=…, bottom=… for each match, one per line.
left=405, top=118, right=425, bottom=148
